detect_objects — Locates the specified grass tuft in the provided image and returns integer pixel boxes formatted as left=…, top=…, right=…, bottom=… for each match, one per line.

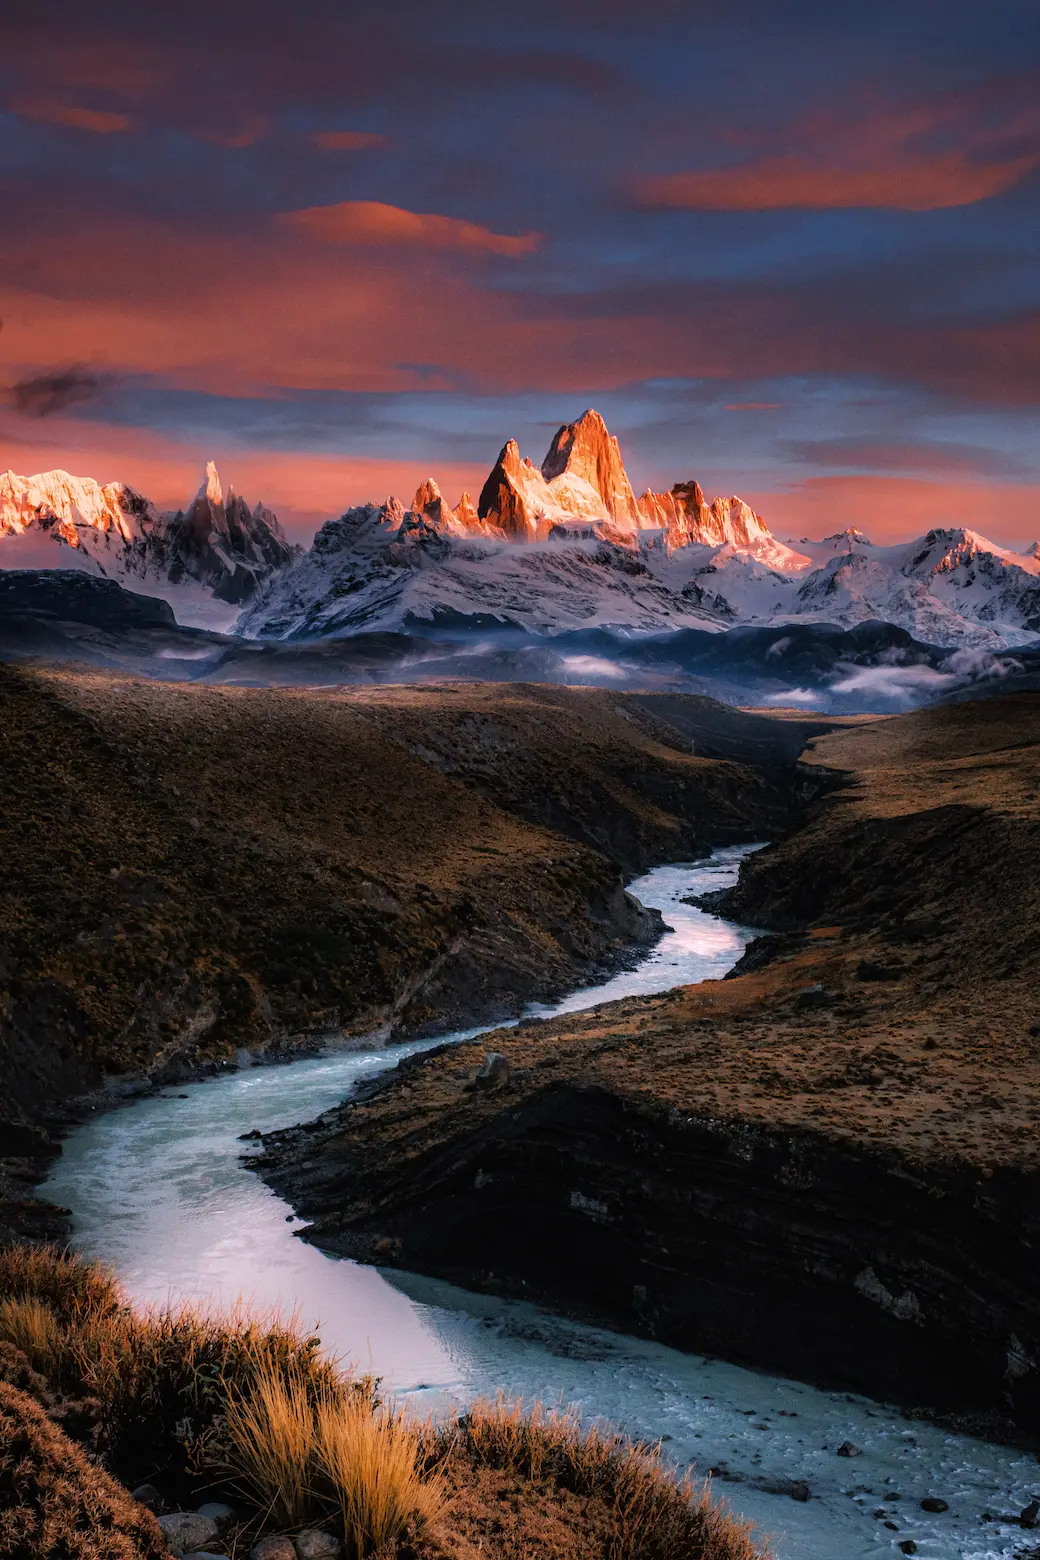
left=0, top=1296, right=63, bottom=1375
left=315, top=1393, right=445, bottom=1558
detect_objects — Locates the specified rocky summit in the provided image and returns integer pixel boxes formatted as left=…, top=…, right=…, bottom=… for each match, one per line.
left=6, top=413, right=1040, bottom=648
left=0, top=460, right=297, bottom=625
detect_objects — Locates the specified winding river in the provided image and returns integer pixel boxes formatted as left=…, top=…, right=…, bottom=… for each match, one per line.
left=45, top=847, right=1033, bottom=1560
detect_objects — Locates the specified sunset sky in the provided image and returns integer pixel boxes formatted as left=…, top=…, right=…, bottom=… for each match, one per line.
left=2, top=0, right=1039, bottom=544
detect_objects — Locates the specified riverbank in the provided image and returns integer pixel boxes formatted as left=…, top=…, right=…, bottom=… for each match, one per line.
left=0, top=664, right=837, bottom=1240
left=253, top=693, right=1040, bottom=1441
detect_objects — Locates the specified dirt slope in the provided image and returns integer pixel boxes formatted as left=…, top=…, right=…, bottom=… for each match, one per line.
left=0, top=668, right=827, bottom=1197
left=254, top=694, right=1040, bottom=1435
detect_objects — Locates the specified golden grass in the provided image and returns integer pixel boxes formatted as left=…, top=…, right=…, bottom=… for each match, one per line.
left=316, top=1394, right=446, bottom=1558
left=453, top=1396, right=764, bottom=1560
left=221, top=1355, right=445, bottom=1557
left=0, top=1249, right=768, bottom=1560
left=223, top=1362, right=317, bottom=1526
left=0, top=1296, right=63, bottom=1375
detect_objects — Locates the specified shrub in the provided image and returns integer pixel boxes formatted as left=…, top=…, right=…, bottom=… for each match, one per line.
left=0, top=1379, right=168, bottom=1560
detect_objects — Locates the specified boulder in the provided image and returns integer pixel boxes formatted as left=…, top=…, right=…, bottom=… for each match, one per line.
left=836, top=1441, right=861, bottom=1457
left=919, top=1496, right=948, bottom=1513
left=197, top=1501, right=237, bottom=1532
left=296, top=1530, right=344, bottom=1559
left=132, top=1482, right=164, bottom=1513
left=249, top=1537, right=297, bottom=1560
left=474, top=1051, right=510, bottom=1090
left=157, top=1512, right=220, bottom=1554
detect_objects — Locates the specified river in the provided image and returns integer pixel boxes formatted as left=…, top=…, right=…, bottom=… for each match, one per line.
left=44, top=846, right=1033, bottom=1560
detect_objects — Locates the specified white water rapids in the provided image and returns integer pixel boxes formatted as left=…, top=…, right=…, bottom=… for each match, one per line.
left=44, top=846, right=1035, bottom=1560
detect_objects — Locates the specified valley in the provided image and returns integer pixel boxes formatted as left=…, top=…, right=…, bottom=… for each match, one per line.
left=252, top=695, right=1040, bottom=1439
left=0, top=666, right=826, bottom=1240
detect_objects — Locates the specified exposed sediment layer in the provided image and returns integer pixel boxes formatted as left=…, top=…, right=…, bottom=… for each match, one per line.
left=0, top=666, right=830, bottom=1236
left=255, top=694, right=1040, bottom=1436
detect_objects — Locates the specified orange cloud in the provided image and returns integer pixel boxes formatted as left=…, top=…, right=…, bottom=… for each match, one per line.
left=281, top=200, right=541, bottom=256
left=11, top=96, right=131, bottom=134
left=745, top=475, right=1040, bottom=548
left=637, top=150, right=1040, bottom=212
left=311, top=130, right=387, bottom=151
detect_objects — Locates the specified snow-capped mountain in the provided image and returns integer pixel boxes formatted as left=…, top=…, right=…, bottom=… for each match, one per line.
left=0, top=461, right=296, bottom=628
left=4, top=410, right=1039, bottom=648
left=238, top=410, right=1040, bottom=648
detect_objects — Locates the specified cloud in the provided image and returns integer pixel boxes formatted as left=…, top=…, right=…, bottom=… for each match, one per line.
left=561, top=655, right=626, bottom=679
left=725, top=402, right=781, bottom=411
left=281, top=201, right=541, bottom=256
left=10, top=367, right=105, bottom=417
left=829, top=652, right=1018, bottom=705
left=311, top=130, right=387, bottom=150
left=635, top=150, right=1039, bottom=212
left=762, top=688, right=821, bottom=705
left=10, top=97, right=131, bottom=133
left=635, top=84, right=1040, bottom=213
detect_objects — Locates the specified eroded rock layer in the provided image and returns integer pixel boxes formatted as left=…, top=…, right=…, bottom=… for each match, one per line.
left=254, top=695, right=1040, bottom=1437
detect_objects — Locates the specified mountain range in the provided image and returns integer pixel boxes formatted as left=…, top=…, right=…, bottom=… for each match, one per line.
left=0, top=460, right=296, bottom=628
left=3, top=410, right=1039, bottom=649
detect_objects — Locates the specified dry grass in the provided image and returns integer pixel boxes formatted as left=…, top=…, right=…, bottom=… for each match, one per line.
left=221, top=1355, right=444, bottom=1556
left=222, top=1362, right=317, bottom=1526
left=0, top=1296, right=63, bottom=1374
left=0, top=1244, right=121, bottom=1323
left=315, top=1394, right=446, bottom=1557
left=0, top=1248, right=768, bottom=1560
left=442, top=1396, right=763, bottom=1560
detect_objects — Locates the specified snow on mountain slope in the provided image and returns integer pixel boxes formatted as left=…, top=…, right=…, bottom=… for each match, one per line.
left=0, top=461, right=297, bottom=627
left=237, top=497, right=724, bottom=639
left=6, top=411, right=1039, bottom=648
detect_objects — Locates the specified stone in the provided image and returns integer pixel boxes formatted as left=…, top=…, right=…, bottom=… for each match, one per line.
left=920, top=1496, right=948, bottom=1513
left=1021, top=1498, right=1040, bottom=1528
left=249, top=1538, right=297, bottom=1560
left=181, top=1554, right=227, bottom=1559
left=836, top=1441, right=861, bottom=1458
left=296, top=1530, right=344, bottom=1559
left=131, top=1482, right=164, bottom=1512
left=197, top=1502, right=237, bottom=1532
left=157, top=1512, right=220, bottom=1554
left=474, top=1051, right=510, bottom=1089
left=899, top=1543, right=918, bottom=1556
left=790, top=1483, right=810, bottom=1502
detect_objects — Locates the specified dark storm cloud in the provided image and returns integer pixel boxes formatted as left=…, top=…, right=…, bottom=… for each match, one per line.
left=10, top=368, right=105, bottom=417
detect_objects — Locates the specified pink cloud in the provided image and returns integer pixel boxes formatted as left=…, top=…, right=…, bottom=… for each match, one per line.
left=281, top=200, right=541, bottom=256
left=11, top=97, right=131, bottom=134
left=637, top=150, right=1039, bottom=211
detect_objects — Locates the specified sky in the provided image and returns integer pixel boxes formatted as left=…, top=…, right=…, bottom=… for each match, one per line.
left=2, top=0, right=1039, bottom=545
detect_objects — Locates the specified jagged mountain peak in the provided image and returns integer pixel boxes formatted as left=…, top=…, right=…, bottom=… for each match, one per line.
left=0, top=459, right=296, bottom=622
left=201, top=460, right=223, bottom=507
left=821, top=527, right=874, bottom=547
left=541, top=408, right=639, bottom=524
